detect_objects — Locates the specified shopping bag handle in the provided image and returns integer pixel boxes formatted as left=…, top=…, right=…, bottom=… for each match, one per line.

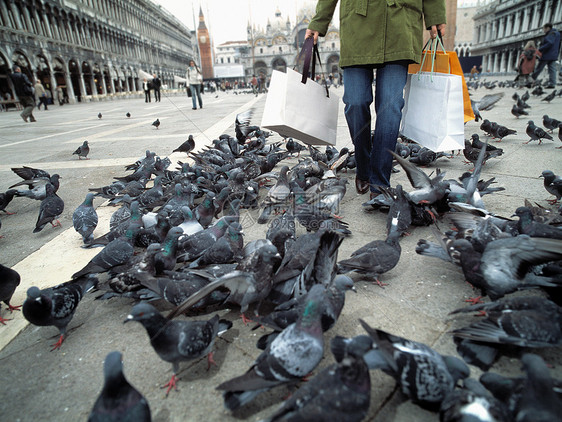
left=296, top=37, right=331, bottom=98
left=418, top=36, right=448, bottom=80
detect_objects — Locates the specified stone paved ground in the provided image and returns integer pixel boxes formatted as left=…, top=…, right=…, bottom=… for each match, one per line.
left=0, top=77, right=561, bottom=421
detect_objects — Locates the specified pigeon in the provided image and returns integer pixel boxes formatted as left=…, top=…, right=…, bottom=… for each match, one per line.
left=10, top=172, right=61, bottom=201
left=439, top=378, right=511, bottom=422
left=33, top=183, right=64, bottom=233
left=491, top=124, right=516, bottom=142
left=359, top=319, right=470, bottom=410
left=71, top=222, right=139, bottom=279
left=470, top=133, right=503, bottom=153
left=542, top=115, right=561, bottom=132
left=524, top=120, right=553, bottom=144
left=337, top=219, right=401, bottom=287
left=470, top=93, right=504, bottom=122
left=409, top=147, right=446, bottom=166
left=285, top=138, right=306, bottom=156
left=389, top=150, right=449, bottom=205
left=511, top=103, right=529, bottom=118
left=258, top=166, right=291, bottom=224
left=261, top=335, right=372, bottom=422
left=188, top=222, right=244, bottom=269
left=169, top=241, right=281, bottom=320
left=521, top=90, right=530, bottom=102
left=126, top=112, right=131, bottom=118
left=72, top=193, right=98, bottom=244
left=463, top=140, right=502, bottom=167
left=480, top=353, right=562, bottom=421
left=73, top=140, right=90, bottom=160
left=541, top=170, right=562, bottom=204
left=451, top=235, right=562, bottom=300
left=172, top=135, right=195, bottom=154
left=124, top=303, right=232, bottom=394
left=541, top=90, right=557, bottom=103
left=88, top=351, right=151, bottom=422
left=0, top=264, right=21, bottom=324
left=450, top=296, right=562, bottom=368
left=234, top=109, right=259, bottom=144
left=153, top=227, right=183, bottom=275
left=98, top=112, right=102, bottom=119
left=217, top=284, right=326, bottom=411
left=480, top=119, right=494, bottom=136
left=0, top=189, right=17, bottom=214
left=151, top=118, right=160, bottom=129
left=513, top=206, right=562, bottom=239
left=22, top=275, right=98, bottom=350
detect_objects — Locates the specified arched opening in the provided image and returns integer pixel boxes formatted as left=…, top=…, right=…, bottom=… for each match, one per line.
left=92, top=63, right=103, bottom=95
left=271, top=57, right=287, bottom=72
left=69, top=59, right=81, bottom=102
left=36, top=55, right=53, bottom=101
left=0, top=52, right=15, bottom=107
left=82, top=61, right=93, bottom=96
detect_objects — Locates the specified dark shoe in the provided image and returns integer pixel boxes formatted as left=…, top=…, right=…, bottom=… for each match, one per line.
left=192, top=107, right=197, bottom=110
left=355, top=178, right=370, bottom=195
left=545, top=85, right=556, bottom=89
left=30, top=116, right=37, bottom=122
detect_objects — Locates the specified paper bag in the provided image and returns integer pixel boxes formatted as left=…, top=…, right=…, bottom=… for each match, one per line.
left=261, top=69, right=339, bottom=146
left=409, top=50, right=474, bottom=123
left=400, top=72, right=465, bottom=152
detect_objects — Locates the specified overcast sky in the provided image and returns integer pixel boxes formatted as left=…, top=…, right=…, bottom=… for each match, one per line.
left=154, top=0, right=322, bottom=45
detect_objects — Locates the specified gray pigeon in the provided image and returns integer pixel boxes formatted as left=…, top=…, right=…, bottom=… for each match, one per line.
left=0, top=263, right=21, bottom=324
left=169, top=241, right=281, bottom=321
left=359, top=319, right=470, bottom=410
left=125, top=303, right=232, bottom=395
left=258, top=165, right=291, bottom=224
left=11, top=173, right=61, bottom=201
left=72, top=222, right=139, bottom=279
left=217, top=284, right=326, bottom=410
left=73, top=140, right=90, bottom=159
left=261, top=335, right=372, bottom=422
left=22, top=275, right=98, bottom=350
left=439, top=378, right=511, bottom=422
left=88, top=351, right=151, bottom=422
left=172, top=134, right=195, bottom=154
left=33, top=182, right=64, bottom=233
left=73, top=193, right=98, bottom=244
left=389, top=150, right=449, bottom=205
left=540, top=170, right=562, bottom=204
left=525, top=120, right=553, bottom=144
left=0, top=189, right=17, bottom=214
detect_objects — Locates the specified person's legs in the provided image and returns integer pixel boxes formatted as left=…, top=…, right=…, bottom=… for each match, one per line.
left=370, top=62, right=408, bottom=192
left=342, top=66, right=374, bottom=188
left=532, top=59, right=547, bottom=82
left=190, top=86, right=197, bottom=109
left=546, top=60, right=557, bottom=86
left=196, top=85, right=203, bottom=108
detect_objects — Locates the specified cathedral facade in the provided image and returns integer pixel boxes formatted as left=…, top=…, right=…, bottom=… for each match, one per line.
left=0, top=0, right=196, bottom=104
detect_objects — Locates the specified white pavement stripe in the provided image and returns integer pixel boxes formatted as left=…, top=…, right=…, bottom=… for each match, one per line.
left=0, top=124, right=106, bottom=149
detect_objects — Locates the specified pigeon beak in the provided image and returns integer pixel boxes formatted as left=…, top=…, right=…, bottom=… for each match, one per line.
left=351, top=286, right=357, bottom=293
left=124, top=315, right=134, bottom=323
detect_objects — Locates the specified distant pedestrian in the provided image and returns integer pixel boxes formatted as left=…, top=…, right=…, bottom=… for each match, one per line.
left=35, top=80, right=48, bottom=110
left=250, top=75, right=258, bottom=95
left=517, top=41, right=541, bottom=88
left=10, top=65, right=36, bottom=122
left=532, top=23, right=561, bottom=88
left=186, top=60, right=203, bottom=109
left=469, top=65, right=479, bottom=81
left=152, top=74, right=161, bottom=102
left=142, top=78, right=151, bottom=102
left=57, top=86, right=64, bottom=106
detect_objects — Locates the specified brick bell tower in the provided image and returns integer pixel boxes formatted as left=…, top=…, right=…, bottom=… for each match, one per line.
left=197, top=7, right=214, bottom=80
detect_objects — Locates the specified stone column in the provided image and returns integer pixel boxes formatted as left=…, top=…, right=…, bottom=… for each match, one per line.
left=64, top=70, right=76, bottom=104
left=41, top=12, right=52, bottom=38
left=498, top=17, right=505, bottom=39
left=505, top=14, right=513, bottom=37
left=542, top=0, right=553, bottom=25
left=8, top=1, right=24, bottom=30
left=531, top=4, right=541, bottom=28
left=522, top=7, right=530, bottom=31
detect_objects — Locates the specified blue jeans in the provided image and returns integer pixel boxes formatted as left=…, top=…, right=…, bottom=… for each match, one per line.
left=190, top=84, right=203, bottom=108
left=532, top=60, right=558, bottom=86
left=343, top=63, right=408, bottom=192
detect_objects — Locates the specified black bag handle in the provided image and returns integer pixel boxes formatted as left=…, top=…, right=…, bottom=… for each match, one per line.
left=296, top=37, right=330, bottom=98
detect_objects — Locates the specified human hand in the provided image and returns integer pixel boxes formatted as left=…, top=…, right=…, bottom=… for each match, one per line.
left=305, top=29, right=319, bottom=44
left=429, top=24, right=446, bottom=39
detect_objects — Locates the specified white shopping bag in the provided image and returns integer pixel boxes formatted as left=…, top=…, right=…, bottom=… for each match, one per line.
left=261, top=68, right=340, bottom=146
left=400, top=72, right=465, bottom=152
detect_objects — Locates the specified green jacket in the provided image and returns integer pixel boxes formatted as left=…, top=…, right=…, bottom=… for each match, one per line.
left=308, top=0, right=447, bottom=67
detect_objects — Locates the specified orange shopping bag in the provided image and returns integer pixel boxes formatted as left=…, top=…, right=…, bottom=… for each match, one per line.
left=408, top=40, right=475, bottom=123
